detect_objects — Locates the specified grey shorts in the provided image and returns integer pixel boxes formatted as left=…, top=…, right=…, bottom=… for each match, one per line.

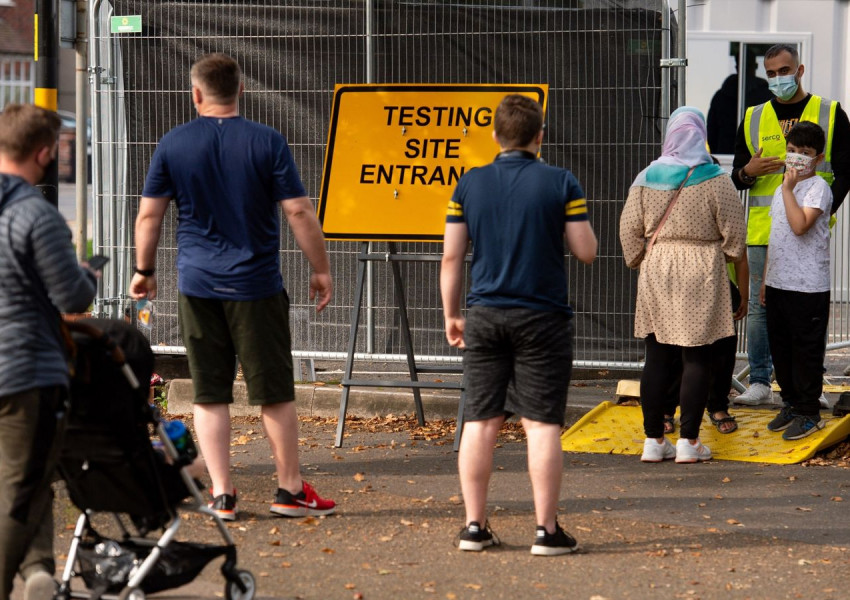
left=178, top=292, right=294, bottom=406
left=462, top=306, right=574, bottom=426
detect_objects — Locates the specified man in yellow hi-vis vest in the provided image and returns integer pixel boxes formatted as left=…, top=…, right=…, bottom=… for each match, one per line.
left=730, top=43, right=850, bottom=406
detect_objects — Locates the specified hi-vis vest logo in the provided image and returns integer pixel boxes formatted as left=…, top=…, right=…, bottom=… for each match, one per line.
left=318, top=84, right=548, bottom=242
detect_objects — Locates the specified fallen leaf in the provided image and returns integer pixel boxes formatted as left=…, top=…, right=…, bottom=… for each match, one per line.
left=354, top=472, right=366, bottom=482
left=345, top=583, right=356, bottom=589
left=796, top=507, right=813, bottom=512
left=831, top=496, right=844, bottom=502
left=321, top=548, right=335, bottom=554
left=464, top=583, right=482, bottom=590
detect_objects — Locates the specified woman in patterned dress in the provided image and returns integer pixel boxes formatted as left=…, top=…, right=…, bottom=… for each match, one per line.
left=620, top=107, right=748, bottom=463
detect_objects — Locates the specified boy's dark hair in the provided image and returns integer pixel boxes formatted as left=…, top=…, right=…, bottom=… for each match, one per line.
left=786, top=121, right=825, bottom=154
left=190, top=53, right=241, bottom=103
left=494, top=94, right=544, bottom=148
left=0, top=104, right=61, bottom=162
left=765, top=43, right=799, bottom=65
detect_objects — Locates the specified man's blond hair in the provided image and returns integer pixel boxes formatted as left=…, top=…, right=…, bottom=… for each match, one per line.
left=0, top=104, right=61, bottom=162
left=190, top=53, right=242, bottom=104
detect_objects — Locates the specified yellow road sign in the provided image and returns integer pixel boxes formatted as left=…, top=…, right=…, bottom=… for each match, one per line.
left=318, top=84, right=548, bottom=242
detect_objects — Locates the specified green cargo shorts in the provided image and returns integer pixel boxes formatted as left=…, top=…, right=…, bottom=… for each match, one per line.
left=178, top=292, right=295, bottom=406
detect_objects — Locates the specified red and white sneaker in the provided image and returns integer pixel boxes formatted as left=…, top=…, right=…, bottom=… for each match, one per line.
left=270, top=481, right=336, bottom=517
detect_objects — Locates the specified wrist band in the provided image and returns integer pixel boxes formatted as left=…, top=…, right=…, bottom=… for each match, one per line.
left=738, top=169, right=756, bottom=185
left=134, top=267, right=155, bottom=277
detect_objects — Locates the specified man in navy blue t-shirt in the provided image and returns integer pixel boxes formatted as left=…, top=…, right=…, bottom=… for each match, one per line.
left=130, top=53, right=335, bottom=521
left=441, top=94, right=597, bottom=556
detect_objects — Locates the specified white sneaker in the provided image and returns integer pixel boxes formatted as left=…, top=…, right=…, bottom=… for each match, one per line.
left=732, top=382, right=773, bottom=406
left=819, top=393, right=830, bottom=409
left=675, top=438, right=712, bottom=463
left=641, top=437, right=676, bottom=462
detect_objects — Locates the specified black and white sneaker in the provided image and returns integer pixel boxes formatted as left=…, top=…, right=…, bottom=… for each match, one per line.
left=782, top=414, right=825, bottom=440
left=530, top=522, right=578, bottom=556
left=767, top=405, right=795, bottom=432
left=456, top=521, right=500, bottom=552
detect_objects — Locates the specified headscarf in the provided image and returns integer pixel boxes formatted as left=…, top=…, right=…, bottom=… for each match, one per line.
left=630, top=106, right=726, bottom=190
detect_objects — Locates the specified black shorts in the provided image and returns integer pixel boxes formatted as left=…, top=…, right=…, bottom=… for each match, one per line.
left=178, top=292, right=294, bottom=406
left=462, top=306, right=574, bottom=426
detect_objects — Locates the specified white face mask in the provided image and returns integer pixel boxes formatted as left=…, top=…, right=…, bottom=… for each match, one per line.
left=785, top=151, right=816, bottom=174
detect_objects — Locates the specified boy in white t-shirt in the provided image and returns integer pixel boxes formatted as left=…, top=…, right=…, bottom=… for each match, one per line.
left=760, top=121, right=833, bottom=440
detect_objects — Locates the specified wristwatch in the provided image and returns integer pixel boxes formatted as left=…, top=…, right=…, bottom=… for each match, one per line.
left=134, top=266, right=156, bottom=277
left=738, top=167, right=756, bottom=185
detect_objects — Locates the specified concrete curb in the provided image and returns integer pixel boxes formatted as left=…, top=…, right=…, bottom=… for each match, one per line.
left=165, top=379, right=610, bottom=424
left=166, top=379, right=464, bottom=419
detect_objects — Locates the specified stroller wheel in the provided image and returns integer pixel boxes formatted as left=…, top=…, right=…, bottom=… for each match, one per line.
left=225, top=569, right=256, bottom=600
left=117, top=588, right=146, bottom=600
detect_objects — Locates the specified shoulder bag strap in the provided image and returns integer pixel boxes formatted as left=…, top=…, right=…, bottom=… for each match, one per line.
left=645, top=166, right=696, bottom=255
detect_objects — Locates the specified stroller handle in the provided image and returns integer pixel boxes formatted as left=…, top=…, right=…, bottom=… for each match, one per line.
left=64, top=320, right=142, bottom=390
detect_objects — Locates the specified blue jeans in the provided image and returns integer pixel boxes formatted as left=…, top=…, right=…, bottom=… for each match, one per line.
left=746, top=245, right=772, bottom=385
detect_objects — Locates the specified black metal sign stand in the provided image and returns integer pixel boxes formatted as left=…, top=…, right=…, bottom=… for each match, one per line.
left=334, top=242, right=466, bottom=448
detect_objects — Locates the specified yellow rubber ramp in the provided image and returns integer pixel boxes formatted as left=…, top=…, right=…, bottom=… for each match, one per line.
left=561, top=401, right=850, bottom=464
left=772, top=382, right=850, bottom=394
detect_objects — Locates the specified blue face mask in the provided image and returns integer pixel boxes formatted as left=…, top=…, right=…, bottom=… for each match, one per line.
left=768, top=72, right=799, bottom=101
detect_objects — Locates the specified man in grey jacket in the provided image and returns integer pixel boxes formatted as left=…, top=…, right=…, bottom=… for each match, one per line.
left=0, top=104, right=97, bottom=600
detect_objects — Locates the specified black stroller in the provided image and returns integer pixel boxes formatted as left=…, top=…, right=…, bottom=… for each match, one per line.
left=55, top=318, right=255, bottom=600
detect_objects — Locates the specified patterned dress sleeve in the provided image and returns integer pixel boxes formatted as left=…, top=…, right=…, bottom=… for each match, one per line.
left=619, top=185, right=647, bottom=269
left=713, top=176, right=747, bottom=262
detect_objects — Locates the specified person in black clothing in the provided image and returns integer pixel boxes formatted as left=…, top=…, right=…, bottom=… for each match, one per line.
left=706, top=54, right=773, bottom=155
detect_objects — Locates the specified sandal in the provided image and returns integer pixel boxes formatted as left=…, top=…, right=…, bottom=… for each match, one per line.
left=709, top=411, right=738, bottom=434
left=663, top=415, right=676, bottom=435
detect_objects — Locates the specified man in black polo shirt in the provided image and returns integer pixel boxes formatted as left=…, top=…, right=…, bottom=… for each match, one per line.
left=441, top=94, right=597, bottom=556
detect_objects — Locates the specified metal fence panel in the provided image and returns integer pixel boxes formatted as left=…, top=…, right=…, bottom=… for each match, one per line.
left=91, top=0, right=671, bottom=368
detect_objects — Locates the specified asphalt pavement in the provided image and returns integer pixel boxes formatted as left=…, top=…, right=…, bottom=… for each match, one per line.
left=13, top=377, right=850, bottom=600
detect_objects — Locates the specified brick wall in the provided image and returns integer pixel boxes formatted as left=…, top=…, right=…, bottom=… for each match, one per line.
left=0, top=0, right=34, bottom=54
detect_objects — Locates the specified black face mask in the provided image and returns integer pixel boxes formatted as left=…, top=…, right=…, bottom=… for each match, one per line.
left=36, top=157, right=57, bottom=187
